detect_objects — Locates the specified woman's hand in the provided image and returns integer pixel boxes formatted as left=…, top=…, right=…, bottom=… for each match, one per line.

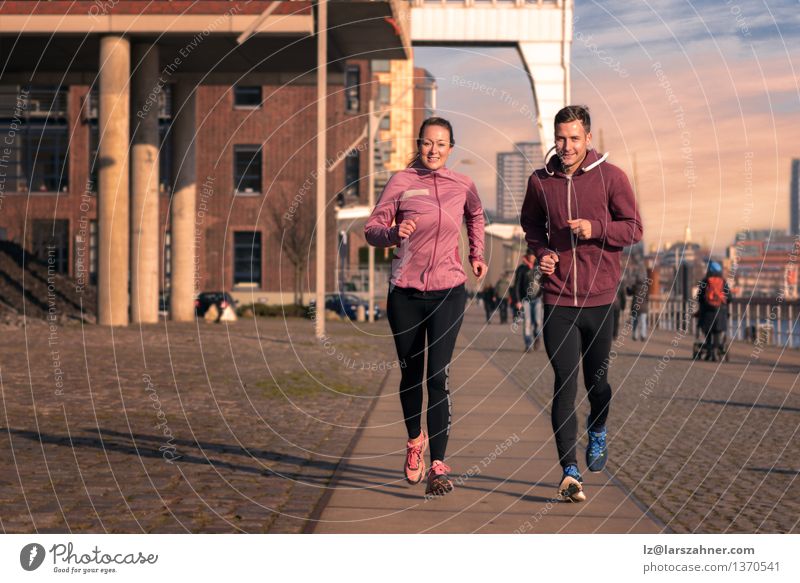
left=397, top=219, right=417, bottom=239
left=471, top=260, right=488, bottom=279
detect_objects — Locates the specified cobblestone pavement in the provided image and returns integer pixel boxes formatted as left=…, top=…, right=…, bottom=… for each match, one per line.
left=3, top=304, right=798, bottom=534
left=0, top=316, right=396, bottom=533
left=470, top=306, right=800, bottom=533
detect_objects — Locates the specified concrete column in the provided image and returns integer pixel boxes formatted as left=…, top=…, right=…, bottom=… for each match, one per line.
left=131, top=43, right=160, bottom=324
left=98, top=35, right=131, bottom=327
left=518, top=41, right=570, bottom=159
left=169, top=82, right=197, bottom=321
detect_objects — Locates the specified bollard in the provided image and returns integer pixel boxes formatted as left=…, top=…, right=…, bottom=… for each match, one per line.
left=356, top=304, right=366, bottom=323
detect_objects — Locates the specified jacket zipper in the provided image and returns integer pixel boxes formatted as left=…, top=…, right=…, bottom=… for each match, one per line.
left=566, top=174, right=578, bottom=306
left=425, top=173, right=442, bottom=292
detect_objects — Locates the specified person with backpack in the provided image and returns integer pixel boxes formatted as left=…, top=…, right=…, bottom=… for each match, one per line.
left=513, top=252, right=543, bottom=351
left=364, top=117, right=487, bottom=497
left=696, top=261, right=731, bottom=361
left=520, top=105, right=643, bottom=502
left=494, top=272, right=512, bottom=324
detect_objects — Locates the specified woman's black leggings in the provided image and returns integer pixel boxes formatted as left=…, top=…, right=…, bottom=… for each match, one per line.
left=387, top=284, right=466, bottom=463
left=542, top=304, right=614, bottom=468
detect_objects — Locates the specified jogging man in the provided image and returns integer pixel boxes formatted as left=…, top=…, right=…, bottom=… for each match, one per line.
left=520, top=105, right=643, bottom=502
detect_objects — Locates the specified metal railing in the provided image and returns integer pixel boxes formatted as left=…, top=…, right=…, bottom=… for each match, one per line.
left=647, top=297, right=800, bottom=349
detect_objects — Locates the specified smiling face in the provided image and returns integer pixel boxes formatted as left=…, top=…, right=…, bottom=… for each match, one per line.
left=418, top=124, right=453, bottom=171
left=554, top=120, right=592, bottom=175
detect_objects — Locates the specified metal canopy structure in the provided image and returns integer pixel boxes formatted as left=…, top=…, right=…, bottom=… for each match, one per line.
left=409, top=0, right=572, bottom=154
left=0, top=0, right=412, bottom=82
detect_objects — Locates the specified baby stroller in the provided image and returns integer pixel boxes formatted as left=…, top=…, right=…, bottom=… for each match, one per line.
left=692, top=324, right=729, bottom=362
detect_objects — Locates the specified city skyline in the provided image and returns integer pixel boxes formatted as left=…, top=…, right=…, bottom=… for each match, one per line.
left=415, top=0, right=799, bottom=253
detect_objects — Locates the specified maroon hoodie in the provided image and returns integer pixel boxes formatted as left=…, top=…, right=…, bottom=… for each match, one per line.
left=521, top=149, right=643, bottom=307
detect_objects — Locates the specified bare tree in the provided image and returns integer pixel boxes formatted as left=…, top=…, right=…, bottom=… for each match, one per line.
left=268, top=195, right=315, bottom=307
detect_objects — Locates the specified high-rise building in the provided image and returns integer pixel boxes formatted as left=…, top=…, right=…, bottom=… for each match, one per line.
left=372, top=59, right=415, bottom=193
left=496, top=142, right=540, bottom=220
left=413, top=67, right=437, bottom=135
left=791, top=158, right=800, bottom=236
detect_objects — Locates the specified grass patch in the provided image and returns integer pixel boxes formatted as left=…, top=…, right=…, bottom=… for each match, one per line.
left=255, top=371, right=367, bottom=399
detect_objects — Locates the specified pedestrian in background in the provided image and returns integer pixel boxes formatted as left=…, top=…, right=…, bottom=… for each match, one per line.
left=494, top=271, right=512, bottom=324
left=513, top=251, right=543, bottom=351
left=627, top=273, right=650, bottom=341
left=480, top=282, right=496, bottom=323
left=612, top=281, right=626, bottom=340
left=696, top=261, right=730, bottom=361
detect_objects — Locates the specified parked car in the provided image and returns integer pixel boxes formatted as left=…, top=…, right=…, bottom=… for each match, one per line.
left=195, top=291, right=238, bottom=317
left=310, top=293, right=383, bottom=321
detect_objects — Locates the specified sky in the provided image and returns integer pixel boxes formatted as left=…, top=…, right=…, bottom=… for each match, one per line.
left=413, top=0, right=800, bottom=254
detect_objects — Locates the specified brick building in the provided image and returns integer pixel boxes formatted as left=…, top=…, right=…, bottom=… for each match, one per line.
left=0, top=0, right=411, bottom=322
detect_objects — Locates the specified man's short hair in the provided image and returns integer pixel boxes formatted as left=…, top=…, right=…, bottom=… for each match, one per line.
left=554, top=105, right=591, bottom=133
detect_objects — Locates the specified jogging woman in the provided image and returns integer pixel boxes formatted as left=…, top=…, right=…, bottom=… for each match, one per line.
left=364, top=117, right=487, bottom=497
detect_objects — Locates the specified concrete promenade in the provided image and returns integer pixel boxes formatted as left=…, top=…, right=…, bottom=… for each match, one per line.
left=311, top=311, right=666, bottom=534
left=310, top=306, right=800, bottom=534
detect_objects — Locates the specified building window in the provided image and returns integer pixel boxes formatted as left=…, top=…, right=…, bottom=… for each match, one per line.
left=0, top=86, right=69, bottom=193
left=379, top=115, right=390, bottom=131
left=89, top=220, right=98, bottom=285
left=233, top=231, right=262, bottom=286
left=378, top=83, right=390, bottom=106
left=75, top=219, right=97, bottom=285
left=233, top=85, right=262, bottom=108
left=233, top=146, right=263, bottom=195
left=163, top=230, right=171, bottom=290
left=32, top=219, right=69, bottom=274
left=344, top=149, right=360, bottom=199
left=372, top=60, right=390, bottom=72
left=344, top=66, right=360, bottom=113
left=88, top=85, right=172, bottom=194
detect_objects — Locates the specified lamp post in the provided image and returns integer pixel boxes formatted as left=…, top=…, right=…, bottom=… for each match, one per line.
left=315, top=0, right=327, bottom=339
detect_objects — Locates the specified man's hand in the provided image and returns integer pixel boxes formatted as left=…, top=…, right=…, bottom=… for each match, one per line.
left=397, top=219, right=417, bottom=239
left=472, top=260, right=488, bottom=279
left=539, top=252, right=559, bottom=276
left=567, top=218, right=592, bottom=240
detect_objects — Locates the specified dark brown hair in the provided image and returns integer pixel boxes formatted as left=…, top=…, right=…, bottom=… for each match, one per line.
left=417, top=117, right=455, bottom=147
left=554, top=105, right=591, bottom=133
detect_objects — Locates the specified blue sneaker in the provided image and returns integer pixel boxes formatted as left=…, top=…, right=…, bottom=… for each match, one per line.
left=558, top=464, right=586, bottom=502
left=586, top=424, right=608, bottom=472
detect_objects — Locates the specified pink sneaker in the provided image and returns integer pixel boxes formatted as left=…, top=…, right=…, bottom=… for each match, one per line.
left=404, top=429, right=427, bottom=484
left=425, top=460, right=453, bottom=496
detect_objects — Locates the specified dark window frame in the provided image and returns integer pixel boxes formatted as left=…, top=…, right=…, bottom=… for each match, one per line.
left=344, top=149, right=360, bottom=199
left=233, top=231, right=263, bottom=287
left=233, top=85, right=263, bottom=109
left=344, top=65, right=360, bottom=114
left=233, top=145, right=263, bottom=195
left=0, top=84, right=70, bottom=194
